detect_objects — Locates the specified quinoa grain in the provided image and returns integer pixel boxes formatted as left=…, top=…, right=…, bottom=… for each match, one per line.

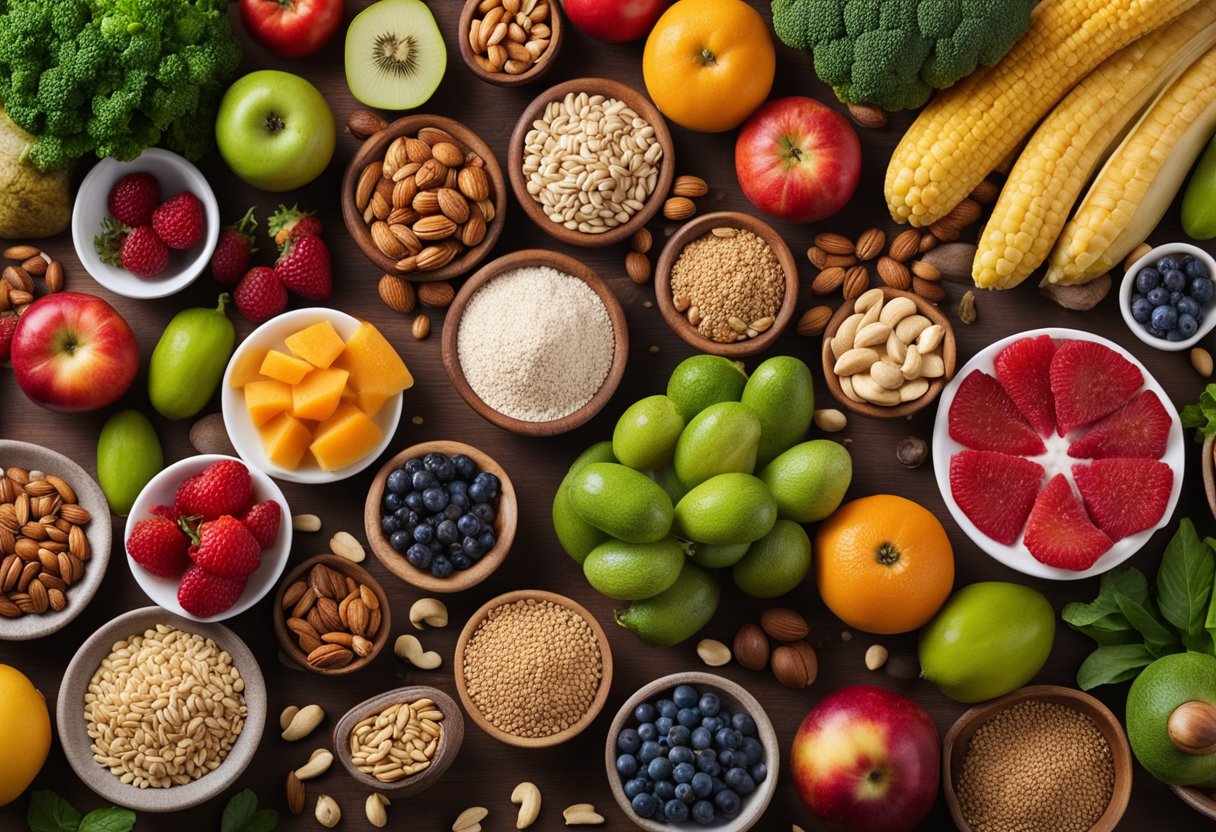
left=669, top=229, right=783, bottom=343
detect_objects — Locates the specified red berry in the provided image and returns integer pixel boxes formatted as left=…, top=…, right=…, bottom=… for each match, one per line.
left=0, top=313, right=17, bottom=363
left=150, top=504, right=178, bottom=520
left=268, top=204, right=323, bottom=246
left=235, top=266, right=288, bottom=324
left=188, top=515, right=262, bottom=579
left=177, top=564, right=246, bottom=617
left=174, top=460, right=253, bottom=521
left=119, top=225, right=170, bottom=277
left=275, top=235, right=332, bottom=301
left=240, top=500, right=282, bottom=550
left=152, top=191, right=205, bottom=250
left=126, top=517, right=191, bottom=578
left=107, top=173, right=161, bottom=227
left=210, top=207, right=258, bottom=287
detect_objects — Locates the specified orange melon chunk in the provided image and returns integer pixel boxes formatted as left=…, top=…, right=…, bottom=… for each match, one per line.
left=355, top=390, right=391, bottom=417
left=291, top=367, right=349, bottom=422
left=340, top=322, right=413, bottom=403
left=260, top=349, right=313, bottom=385
left=310, top=403, right=383, bottom=472
left=259, top=412, right=313, bottom=469
left=285, top=320, right=346, bottom=370
left=244, top=379, right=292, bottom=427
left=228, top=347, right=268, bottom=388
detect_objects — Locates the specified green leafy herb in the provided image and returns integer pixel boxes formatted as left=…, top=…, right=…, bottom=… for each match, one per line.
left=77, top=810, right=135, bottom=832
left=1076, top=643, right=1156, bottom=690
left=221, top=789, right=278, bottom=832
left=27, top=792, right=134, bottom=832
left=1180, top=383, right=1216, bottom=442
left=1156, top=518, right=1214, bottom=638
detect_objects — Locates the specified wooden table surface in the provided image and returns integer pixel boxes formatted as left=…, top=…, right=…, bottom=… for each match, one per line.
left=0, top=2, right=1210, bottom=829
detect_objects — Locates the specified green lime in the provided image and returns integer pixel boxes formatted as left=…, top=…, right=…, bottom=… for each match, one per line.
left=552, top=441, right=617, bottom=564
left=568, top=462, right=673, bottom=544
left=1127, top=652, right=1216, bottom=786
left=666, top=355, right=747, bottom=422
left=691, top=542, right=750, bottom=569
left=674, top=401, right=761, bottom=488
left=569, top=440, right=616, bottom=474
left=673, top=473, right=777, bottom=545
left=742, top=356, right=814, bottom=467
left=760, top=440, right=852, bottom=523
left=584, top=536, right=686, bottom=600
left=615, top=563, right=720, bottom=647
left=654, top=466, right=690, bottom=506
left=732, top=519, right=812, bottom=598
left=612, top=395, right=685, bottom=471
left=97, top=409, right=163, bottom=516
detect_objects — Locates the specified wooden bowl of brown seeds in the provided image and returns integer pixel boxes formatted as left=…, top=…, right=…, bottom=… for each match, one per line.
left=272, top=554, right=392, bottom=675
left=458, top=0, right=563, bottom=87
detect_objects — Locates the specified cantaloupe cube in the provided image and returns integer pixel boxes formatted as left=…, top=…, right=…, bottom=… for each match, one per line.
left=285, top=320, right=346, bottom=369
left=355, top=390, right=391, bottom=417
left=259, top=412, right=314, bottom=470
left=310, top=403, right=383, bottom=472
left=228, top=347, right=268, bottom=388
left=244, top=379, right=293, bottom=427
left=261, top=350, right=313, bottom=385
left=291, top=367, right=349, bottom=422
left=340, top=322, right=413, bottom=401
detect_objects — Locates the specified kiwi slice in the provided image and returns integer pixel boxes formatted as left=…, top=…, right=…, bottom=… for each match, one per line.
left=345, top=0, right=446, bottom=110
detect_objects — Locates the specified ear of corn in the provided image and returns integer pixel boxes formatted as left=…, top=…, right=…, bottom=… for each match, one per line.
left=885, top=0, right=1202, bottom=228
left=974, top=9, right=1216, bottom=290
left=1046, top=41, right=1216, bottom=285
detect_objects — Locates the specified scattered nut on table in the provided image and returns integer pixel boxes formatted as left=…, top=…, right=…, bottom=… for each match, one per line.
left=395, top=634, right=442, bottom=669
left=866, top=644, right=889, bottom=671
left=365, top=793, right=389, bottom=828
left=453, top=805, right=488, bottom=832
left=695, top=638, right=731, bottom=667
left=281, top=704, right=325, bottom=741
left=512, top=781, right=542, bottom=829
left=562, top=803, right=605, bottom=825
left=315, top=795, right=341, bottom=828
left=409, top=597, right=449, bottom=629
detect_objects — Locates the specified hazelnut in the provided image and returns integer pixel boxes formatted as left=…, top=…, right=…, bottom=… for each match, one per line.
left=896, top=436, right=928, bottom=468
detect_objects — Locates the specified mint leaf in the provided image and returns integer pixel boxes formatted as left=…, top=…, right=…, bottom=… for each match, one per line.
left=78, top=808, right=135, bottom=832
left=222, top=790, right=257, bottom=832
left=1157, top=520, right=1215, bottom=641
left=27, top=791, right=80, bottom=832
left=1076, top=643, right=1155, bottom=690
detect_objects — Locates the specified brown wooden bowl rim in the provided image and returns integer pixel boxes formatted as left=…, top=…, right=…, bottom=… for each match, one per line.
left=456, top=0, right=564, bottom=87
left=332, top=685, right=464, bottom=794
left=453, top=589, right=614, bottom=748
left=340, top=114, right=507, bottom=282
left=653, top=211, right=800, bottom=358
left=363, top=440, right=517, bottom=594
left=271, top=554, right=392, bottom=675
left=820, top=286, right=958, bottom=418
left=942, top=685, right=1133, bottom=832
left=440, top=248, right=629, bottom=436
left=1171, top=784, right=1216, bottom=820
left=507, top=76, right=675, bottom=248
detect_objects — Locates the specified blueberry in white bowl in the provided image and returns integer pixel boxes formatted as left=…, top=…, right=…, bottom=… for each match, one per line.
left=1120, top=242, right=1216, bottom=351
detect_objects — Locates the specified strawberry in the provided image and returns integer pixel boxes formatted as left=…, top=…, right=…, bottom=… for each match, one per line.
left=150, top=504, right=178, bottom=520
left=240, top=500, right=281, bottom=550
left=275, top=235, right=332, bottom=301
left=0, top=312, right=17, bottom=363
left=177, top=564, right=246, bottom=617
left=188, top=515, right=262, bottom=578
left=152, top=191, right=205, bottom=250
left=994, top=334, right=1056, bottom=437
left=1050, top=339, right=1144, bottom=436
left=234, top=266, right=288, bottom=324
left=211, top=207, right=259, bottom=287
left=107, top=172, right=160, bottom=227
left=118, top=225, right=170, bottom=277
left=268, top=204, right=323, bottom=246
left=174, top=460, right=253, bottom=521
left=1073, top=458, right=1173, bottom=542
left=1023, top=474, right=1113, bottom=571
left=948, top=370, right=1045, bottom=456
left=1067, top=390, right=1171, bottom=460
left=126, top=516, right=191, bottom=578
left=949, top=450, right=1044, bottom=545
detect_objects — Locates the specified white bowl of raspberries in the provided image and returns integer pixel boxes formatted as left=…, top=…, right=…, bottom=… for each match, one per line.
left=124, top=455, right=292, bottom=622
left=72, top=148, right=220, bottom=299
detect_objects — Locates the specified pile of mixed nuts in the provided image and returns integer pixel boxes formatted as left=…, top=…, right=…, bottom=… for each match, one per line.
left=280, top=562, right=383, bottom=669
left=466, top=0, right=554, bottom=77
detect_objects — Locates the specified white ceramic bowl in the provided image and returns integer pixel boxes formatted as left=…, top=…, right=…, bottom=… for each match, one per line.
left=71, top=148, right=220, bottom=299
left=221, top=308, right=404, bottom=484
left=124, top=454, right=292, bottom=621
left=932, top=328, right=1184, bottom=581
left=1119, top=242, right=1216, bottom=351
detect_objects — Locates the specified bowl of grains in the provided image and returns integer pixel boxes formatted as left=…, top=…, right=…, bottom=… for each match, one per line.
left=943, top=685, right=1132, bottom=832
left=508, top=77, right=675, bottom=247
left=458, top=0, right=563, bottom=86
left=0, top=440, right=111, bottom=641
left=821, top=286, right=957, bottom=418
left=341, top=115, right=507, bottom=282
left=441, top=249, right=629, bottom=436
left=56, top=606, right=266, bottom=812
left=454, top=589, right=613, bottom=748
left=655, top=211, right=799, bottom=358
left=334, top=686, right=463, bottom=797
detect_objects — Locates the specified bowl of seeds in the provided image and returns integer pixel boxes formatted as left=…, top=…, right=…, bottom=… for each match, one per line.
left=341, top=115, right=507, bottom=282
left=508, top=77, right=675, bottom=247
left=943, top=685, right=1132, bottom=832
left=441, top=249, right=629, bottom=436
left=655, top=211, right=799, bottom=358
left=334, top=686, right=463, bottom=797
left=454, top=589, right=613, bottom=748
left=458, top=0, right=563, bottom=86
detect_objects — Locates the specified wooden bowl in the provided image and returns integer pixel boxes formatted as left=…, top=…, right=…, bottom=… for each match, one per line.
left=943, top=685, right=1133, bottom=832
left=508, top=77, right=675, bottom=247
left=1173, top=785, right=1216, bottom=820
left=441, top=249, right=629, bottom=435
left=1202, top=434, right=1216, bottom=522
left=340, top=115, right=507, bottom=282
left=333, top=686, right=463, bottom=797
left=272, top=554, right=392, bottom=675
left=820, top=286, right=957, bottom=418
left=457, top=0, right=564, bottom=87
left=605, top=672, right=780, bottom=832
left=364, top=441, right=517, bottom=593
left=454, top=589, right=613, bottom=748
left=654, top=211, right=799, bottom=358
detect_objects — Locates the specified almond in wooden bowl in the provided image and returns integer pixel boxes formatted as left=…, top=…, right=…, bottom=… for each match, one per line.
left=458, top=0, right=563, bottom=87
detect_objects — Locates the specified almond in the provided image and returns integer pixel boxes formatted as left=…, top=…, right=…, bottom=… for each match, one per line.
left=796, top=306, right=833, bottom=337
left=847, top=103, right=887, bottom=128
left=20, top=256, right=46, bottom=276
left=760, top=608, right=810, bottom=642
left=306, top=643, right=353, bottom=669
left=733, top=623, right=769, bottom=671
left=315, top=597, right=343, bottom=633
left=414, top=158, right=447, bottom=190
left=918, top=233, right=938, bottom=254
left=431, top=141, right=465, bottom=168
left=929, top=217, right=961, bottom=242
left=418, top=281, right=455, bottom=308
left=877, top=256, right=911, bottom=290
left=392, top=178, right=418, bottom=210
left=842, top=265, right=870, bottom=300
left=378, top=274, right=415, bottom=313
left=815, top=233, right=854, bottom=256
left=412, top=314, right=431, bottom=340
left=888, top=229, right=920, bottom=262
left=44, top=261, right=63, bottom=293
left=806, top=246, right=828, bottom=269
left=389, top=224, right=423, bottom=255
left=413, top=215, right=457, bottom=241
left=437, top=188, right=470, bottom=224
left=457, top=166, right=491, bottom=202
left=3, top=245, right=38, bottom=260
left=345, top=599, right=371, bottom=637
left=663, top=197, right=696, bottom=221
left=286, top=771, right=306, bottom=816
left=913, top=277, right=946, bottom=303
left=945, top=198, right=982, bottom=228
left=855, top=229, right=885, bottom=261
left=969, top=179, right=1000, bottom=205
left=412, top=189, right=441, bottom=216
left=672, top=175, right=708, bottom=198
left=631, top=228, right=653, bottom=254
left=811, top=266, right=846, bottom=295
left=347, top=109, right=388, bottom=140
left=772, top=642, right=817, bottom=689
left=461, top=212, right=487, bottom=247
left=911, top=260, right=941, bottom=282
left=823, top=253, right=858, bottom=269
left=626, top=252, right=651, bottom=285
left=3, top=266, right=32, bottom=293
left=404, top=137, right=432, bottom=164
left=371, top=222, right=406, bottom=258
left=418, top=126, right=458, bottom=147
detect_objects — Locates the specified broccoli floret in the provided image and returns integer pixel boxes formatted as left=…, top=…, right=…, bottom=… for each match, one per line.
left=772, top=0, right=1033, bottom=111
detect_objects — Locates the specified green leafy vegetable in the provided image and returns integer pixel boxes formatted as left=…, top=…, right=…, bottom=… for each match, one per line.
left=1156, top=518, right=1215, bottom=639
left=222, top=789, right=278, bottom=832
left=77, top=809, right=135, bottom=832
left=1076, top=643, right=1156, bottom=690
left=1180, top=383, right=1216, bottom=442
left=26, top=792, right=134, bottom=832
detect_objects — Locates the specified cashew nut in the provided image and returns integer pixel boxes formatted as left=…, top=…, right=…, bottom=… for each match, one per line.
left=395, top=634, right=442, bottom=670
left=281, top=704, right=325, bottom=741
left=562, top=804, right=604, bottom=825
left=409, top=597, right=449, bottom=630
left=452, top=806, right=488, bottom=831
left=292, top=513, right=321, bottom=532
left=365, top=793, right=389, bottom=828
left=315, top=795, right=341, bottom=828
left=695, top=639, right=732, bottom=667
left=294, top=748, right=334, bottom=780
left=511, top=782, right=542, bottom=829
left=279, top=704, right=299, bottom=732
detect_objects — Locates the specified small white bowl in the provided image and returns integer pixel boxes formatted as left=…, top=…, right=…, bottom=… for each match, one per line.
left=221, top=308, right=404, bottom=484
left=1119, top=242, right=1216, bottom=351
left=124, top=454, right=292, bottom=622
left=72, top=148, right=220, bottom=299
left=932, top=328, right=1184, bottom=581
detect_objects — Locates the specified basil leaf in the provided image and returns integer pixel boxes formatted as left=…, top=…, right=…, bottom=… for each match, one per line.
left=1076, top=643, right=1156, bottom=690
left=1113, top=590, right=1178, bottom=657
left=1073, top=622, right=1139, bottom=647
left=78, top=808, right=135, bottom=832
left=222, top=790, right=257, bottom=832
left=1157, top=520, right=1215, bottom=640
left=1106, top=567, right=1151, bottom=604
left=1063, top=568, right=1144, bottom=631
left=27, top=791, right=80, bottom=832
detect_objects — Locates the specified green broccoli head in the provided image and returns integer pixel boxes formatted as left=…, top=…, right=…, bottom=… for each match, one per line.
left=772, top=0, right=1033, bottom=111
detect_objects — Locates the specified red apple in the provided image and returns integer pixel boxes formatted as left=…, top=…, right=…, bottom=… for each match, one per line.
left=791, top=685, right=939, bottom=832
left=563, top=0, right=669, bottom=42
left=240, top=0, right=343, bottom=58
left=11, top=293, right=139, bottom=412
left=735, top=96, right=861, bottom=223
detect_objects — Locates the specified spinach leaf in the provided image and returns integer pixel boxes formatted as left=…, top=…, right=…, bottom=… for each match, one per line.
left=222, top=789, right=277, bottom=832
left=1156, top=520, right=1215, bottom=640
left=27, top=791, right=80, bottom=832
left=78, top=808, right=135, bottom=832
left=1114, top=590, right=1179, bottom=657
left=1076, top=643, right=1156, bottom=690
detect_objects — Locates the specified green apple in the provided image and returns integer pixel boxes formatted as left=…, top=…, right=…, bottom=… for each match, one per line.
left=215, top=70, right=336, bottom=192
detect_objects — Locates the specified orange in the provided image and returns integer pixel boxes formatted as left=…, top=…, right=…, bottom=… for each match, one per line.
left=813, top=495, right=954, bottom=635
left=0, top=664, right=51, bottom=805
left=642, top=0, right=775, bottom=133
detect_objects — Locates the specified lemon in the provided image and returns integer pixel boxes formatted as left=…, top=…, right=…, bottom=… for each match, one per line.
left=615, top=563, right=720, bottom=647
left=674, top=401, right=761, bottom=488
left=673, top=472, right=777, bottom=545
left=732, top=519, right=812, bottom=598
left=613, top=395, right=685, bottom=471
left=666, top=355, right=747, bottom=422
left=760, top=440, right=852, bottom=523
left=0, top=664, right=50, bottom=805
left=741, top=356, right=814, bottom=467
left=584, top=537, right=686, bottom=600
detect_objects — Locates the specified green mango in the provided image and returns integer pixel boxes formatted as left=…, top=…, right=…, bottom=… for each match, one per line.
left=673, top=401, right=761, bottom=488
left=615, top=563, right=720, bottom=647
left=97, top=409, right=163, bottom=516
left=149, top=295, right=235, bottom=420
left=584, top=536, right=685, bottom=600
left=1182, top=134, right=1216, bottom=240
left=552, top=442, right=616, bottom=563
left=742, top=356, right=814, bottom=467
left=568, top=462, right=673, bottom=544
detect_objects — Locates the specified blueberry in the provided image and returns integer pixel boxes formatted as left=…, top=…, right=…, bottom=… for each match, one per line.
left=669, top=746, right=694, bottom=766
left=1171, top=290, right=1184, bottom=306
left=1165, top=268, right=1187, bottom=291
left=691, top=799, right=715, bottom=825
left=725, top=767, right=756, bottom=795
left=717, top=749, right=734, bottom=768
left=1180, top=313, right=1200, bottom=337
left=663, top=799, right=689, bottom=822
left=697, top=693, right=720, bottom=716
left=691, top=771, right=713, bottom=799
left=428, top=540, right=443, bottom=555
left=461, top=536, right=484, bottom=559
left=1135, top=267, right=1160, bottom=294
left=429, top=555, right=454, bottom=578
left=636, top=703, right=656, bottom=723
left=1158, top=255, right=1183, bottom=272
left=386, top=469, right=409, bottom=494
left=432, top=460, right=456, bottom=482
left=690, top=727, right=712, bottom=750
left=639, top=740, right=662, bottom=764
left=653, top=780, right=675, bottom=802
left=1189, top=258, right=1211, bottom=280
left=1179, top=296, right=1201, bottom=318
left=474, top=471, right=500, bottom=499
left=657, top=700, right=678, bottom=719
left=667, top=725, right=691, bottom=747
left=427, top=514, right=443, bottom=527
left=411, top=470, right=435, bottom=490
left=422, top=487, right=447, bottom=513
left=472, top=502, right=495, bottom=523
left=436, top=519, right=459, bottom=545
left=673, top=685, right=699, bottom=708
left=700, top=716, right=723, bottom=734
left=673, top=762, right=696, bottom=783
left=468, top=480, right=491, bottom=502
left=381, top=515, right=400, bottom=535
left=1152, top=304, right=1179, bottom=332
left=698, top=758, right=721, bottom=777
left=750, top=762, right=768, bottom=783
left=677, top=708, right=701, bottom=728
left=448, top=491, right=470, bottom=511
left=394, top=507, right=417, bottom=526
left=638, top=722, right=657, bottom=742
left=1168, top=328, right=1188, bottom=342
left=382, top=491, right=402, bottom=512
left=655, top=716, right=673, bottom=736
left=404, top=491, right=425, bottom=512
left=613, top=728, right=640, bottom=755
left=456, top=514, right=481, bottom=536
left=405, top=544, right=432, bottom=570
left=648, top=757, right=673, bottom=781
left=1192, top=277, right=1215, bottom=303
left=715, top=728, right=740, bottom=750
left=631, top=792, right=658, bottom=819
left=711, top=776, right=726, bottom=794
left=441, top=504, right=461, bottom=522
left=740, top=737, right=764, bottom=767
left=477, top=530, right=496, bottom=552
left=624, top=777, right=647, bottom=800
left=675, top=782, right=695, bottom=804
left=1147, top=326, right=1166, bottom=338
left=1148, top=286, right=1171, bottom=306
left=714, top=789, right=741, bottom=819
left=403, top=458, right=424, bottom=474
left=617, top=753, right=639, bottom=777
left=732, top=713, right=757, bottom=737
left=449, top=552, right=472, bottom=570
left=388, top=529, right=410, bottom=552
left=412, top=524, right=433, bottom=544
left=452, top=454, right=478, bottom=482
left=422, top=452, right=448, bottom=472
